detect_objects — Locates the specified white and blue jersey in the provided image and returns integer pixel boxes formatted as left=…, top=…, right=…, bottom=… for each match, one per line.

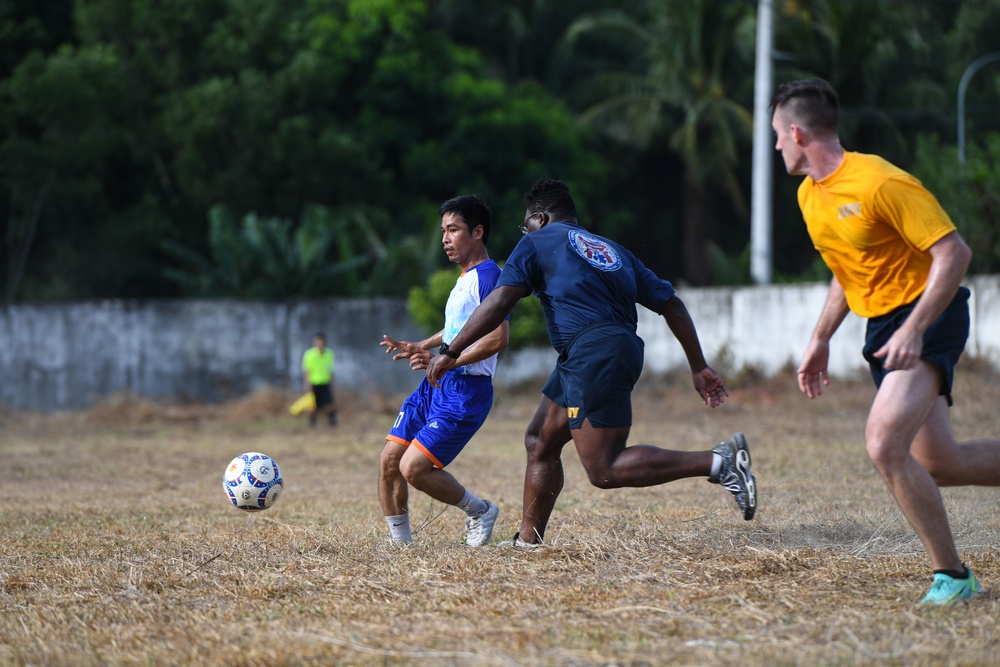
left=386, top=259, right=503, bottom=468
left=443, top=260, right=503, bottom=376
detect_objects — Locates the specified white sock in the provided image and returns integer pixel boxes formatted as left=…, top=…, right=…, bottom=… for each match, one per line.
left=710, top=453, right=722, bottom=479
left=385, top=514, right=412, bottom=543
left=455, top=489, right=488, bottom=517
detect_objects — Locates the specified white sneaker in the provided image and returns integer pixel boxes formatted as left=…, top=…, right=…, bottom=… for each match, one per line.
left=465, top=501, right=499, bottom=547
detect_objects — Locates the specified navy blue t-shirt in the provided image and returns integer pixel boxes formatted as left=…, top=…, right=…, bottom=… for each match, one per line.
left=496, top=222, right=675, bottom=352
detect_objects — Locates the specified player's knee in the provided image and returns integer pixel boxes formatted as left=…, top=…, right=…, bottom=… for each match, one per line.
left=524, top=428, right=545, bottom=459
left=398, top=454, right=433, bottom=485
left=379, top=443, right=404, bottom=478
left=864, top=434, right=904, bottom=473
left=583, top=464, right=620, bottom=489
left=524, top=428, right=567, bottom=464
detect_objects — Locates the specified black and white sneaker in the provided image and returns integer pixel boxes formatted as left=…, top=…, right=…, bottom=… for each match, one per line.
left=709, top=432, right=757, bottom=520
left=498, top=532, right=543, bottom=549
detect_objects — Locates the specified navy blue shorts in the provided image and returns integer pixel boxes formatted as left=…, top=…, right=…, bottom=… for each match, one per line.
left=542, top=323, right=644, bottom=429
left=862, top=286, right=970, bottom=406
left=387, top=371, right=493, bottom=468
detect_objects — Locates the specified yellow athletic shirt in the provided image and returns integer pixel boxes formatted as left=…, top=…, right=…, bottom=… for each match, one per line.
left=302, top=347, right=334, bottom=385
left=798, top=151, right=956, bottom=318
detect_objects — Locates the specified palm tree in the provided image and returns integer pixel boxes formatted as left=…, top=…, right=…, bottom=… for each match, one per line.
left=428, top=0, right=609, bottom=90
left=561, top=0, right=755, bottom=285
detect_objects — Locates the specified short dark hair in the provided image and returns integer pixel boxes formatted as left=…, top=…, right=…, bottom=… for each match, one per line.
left=314, top=333, right=326, bottom=341
left=524, top=179, right=576, bottom=219
left=439, top=194, right=492, bottom=244
left=770, top=79, right=839, bottom=136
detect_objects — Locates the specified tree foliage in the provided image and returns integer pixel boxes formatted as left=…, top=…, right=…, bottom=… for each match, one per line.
left=0, top=0, right=606, bottom=302
left=1, top=0, right=999, bottom=306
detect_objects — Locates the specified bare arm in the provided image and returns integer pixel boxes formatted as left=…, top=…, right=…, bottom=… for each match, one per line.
left=426, top=284, right=528, bottom=386
left=380, top=330, right=443, bottom=371
left=873, top=231, right=971, bottom=370
left=798, top=276, right=851, bottom=398
left=454, top=320, right=509, bottom=366
left=660, top=295, right=728, bottom=408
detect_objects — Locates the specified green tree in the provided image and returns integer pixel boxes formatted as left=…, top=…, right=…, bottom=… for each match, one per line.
left=163, top=204, right=443, bottom=298
left=1, top=0, right=609, bottom=301
left=911, top=134, right=1000, bottom=274
left=0, top=43, right=150, bottom=302
left=561, top=0, right=755, bottom=285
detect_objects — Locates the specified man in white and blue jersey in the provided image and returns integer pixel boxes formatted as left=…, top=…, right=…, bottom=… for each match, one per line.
left=378, top=195, right=508, bottom=547
left=428, top=180, right=757, bottom=547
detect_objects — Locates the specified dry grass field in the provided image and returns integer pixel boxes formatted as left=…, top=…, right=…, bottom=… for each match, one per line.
left=3, top=365, right=1000, bottom=666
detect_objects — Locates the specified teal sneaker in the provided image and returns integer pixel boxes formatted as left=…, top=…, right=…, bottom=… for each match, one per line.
left=919, top=569, right=983, bottom=605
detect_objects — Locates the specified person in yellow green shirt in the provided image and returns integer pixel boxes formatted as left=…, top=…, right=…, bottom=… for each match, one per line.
left=771, top=78, right=1000, bottom=605
left=302, top=333, right=337, bottom=427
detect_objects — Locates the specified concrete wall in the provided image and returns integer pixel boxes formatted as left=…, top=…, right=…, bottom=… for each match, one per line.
left=2, top=277, right=999, bottom=412
left=0, top=298, right=426, bottom=411
left=637, top=275, right=1000, bottom=377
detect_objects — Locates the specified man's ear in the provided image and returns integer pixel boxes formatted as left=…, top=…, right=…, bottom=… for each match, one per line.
left=790, top=124, right=805, bottom=145
left=537, top=212, right=550, bottom=227
left=473, top=224, right=484, bottom=239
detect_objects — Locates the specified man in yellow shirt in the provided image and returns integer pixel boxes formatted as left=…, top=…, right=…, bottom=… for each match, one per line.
left=302, top=333, right=337, bottom=427
left=771, top=78, right=1000, bottom=605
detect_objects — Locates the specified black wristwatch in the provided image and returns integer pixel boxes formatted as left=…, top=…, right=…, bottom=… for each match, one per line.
left=439, top=343, right=461, bottom=359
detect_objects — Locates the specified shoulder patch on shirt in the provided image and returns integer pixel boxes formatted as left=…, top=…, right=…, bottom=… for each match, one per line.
left=568, top=230, right=622, bottom=272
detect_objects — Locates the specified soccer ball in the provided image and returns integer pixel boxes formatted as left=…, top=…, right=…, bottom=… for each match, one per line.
left=223, top=452, right=283, bottom=511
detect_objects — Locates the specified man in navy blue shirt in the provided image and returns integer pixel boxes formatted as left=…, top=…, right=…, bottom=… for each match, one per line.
left=427, top=179, right=757, bottom=546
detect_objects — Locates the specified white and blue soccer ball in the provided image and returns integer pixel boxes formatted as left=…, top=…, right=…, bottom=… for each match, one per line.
left=223, top=452, right=283, bottom=511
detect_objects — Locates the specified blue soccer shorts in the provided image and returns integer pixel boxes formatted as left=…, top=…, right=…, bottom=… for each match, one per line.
left=542, top=322, right=644, bottom=430
left=386, top=371, right=494, bottom=468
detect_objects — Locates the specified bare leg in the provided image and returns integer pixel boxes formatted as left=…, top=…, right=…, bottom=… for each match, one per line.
left=571, top=420, right=713, bottom=489
left=378, top=441, right=408, bottom=515
left=518, top=397, right=572, bottom=543
left=865, top=362, right=963, bottom=571
left=911, top=398, right=1000, bottom=487
left=399, top=445, right=465, bottom=505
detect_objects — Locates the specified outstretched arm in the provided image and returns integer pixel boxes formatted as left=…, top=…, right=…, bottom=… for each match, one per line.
left=798, top=276, right=850, bottom=398
left=660, top=295, right=728, bottom=408
left=381, top=330, right=443, bottom=371
left=426, top=284, right=528, bottom=386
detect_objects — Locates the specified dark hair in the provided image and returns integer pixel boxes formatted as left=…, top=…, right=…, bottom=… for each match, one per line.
left=439, top=194, right=492, bottom=244
left=314, top=333, right=325, bottom=340
left=770, top=79, right=839, bottom=136
left=524, top=179, right=576, bottom=219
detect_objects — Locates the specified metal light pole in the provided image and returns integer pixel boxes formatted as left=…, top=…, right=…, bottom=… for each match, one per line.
left=750, top=0, right=774, bottom=284
left=957, top=51, right=1000, bottom=164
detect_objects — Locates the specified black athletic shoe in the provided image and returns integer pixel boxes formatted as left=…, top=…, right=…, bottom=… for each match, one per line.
left=709, top=432, right=757, bottom=520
